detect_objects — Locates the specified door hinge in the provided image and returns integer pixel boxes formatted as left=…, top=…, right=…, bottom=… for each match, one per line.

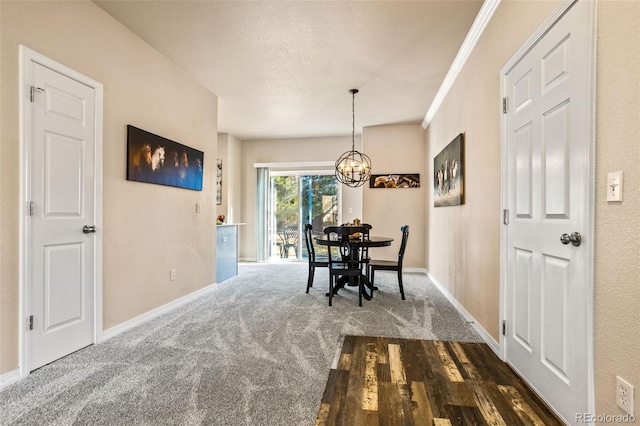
left=30, top=86, right=44, bottom=103
left=502, top=97, right=508, bottom=114
left=503, top=209, right=509, bottom=225
left=29, top=315, right=34, bottom=331
left=29, top=201, right=35, bottom=217
left=502, top=320, right=507, bottom=336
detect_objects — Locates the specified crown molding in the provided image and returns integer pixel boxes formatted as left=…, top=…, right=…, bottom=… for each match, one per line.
left=422, top=0, right=502, bottom=128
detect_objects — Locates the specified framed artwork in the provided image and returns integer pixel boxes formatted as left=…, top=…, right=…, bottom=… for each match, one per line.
left=216, top=159, right=222, bottom=205
left=369, top=173, right=420, bottom=188
left=434, top=133, right=464, bottom=207
left=127, top=125, right=204, bottom=191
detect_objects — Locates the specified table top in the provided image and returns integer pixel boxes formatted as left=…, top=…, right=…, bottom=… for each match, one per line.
left=314, top=235, right=393, bottom=248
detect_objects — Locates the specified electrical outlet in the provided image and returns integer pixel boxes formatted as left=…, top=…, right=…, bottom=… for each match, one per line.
left=616, top=376, right=634, bottom=415
left=170, top=269, right=177, bottom=281
left=196, top=203, right=201, bottom=213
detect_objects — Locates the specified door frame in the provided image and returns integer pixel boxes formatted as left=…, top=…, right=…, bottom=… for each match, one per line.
left=499, top=0, right=596, bottom=416
left=18, top=46, right=104, bottom=376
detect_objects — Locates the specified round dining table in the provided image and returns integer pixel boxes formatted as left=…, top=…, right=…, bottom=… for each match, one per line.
left=314, top=235, right=393, bottom=300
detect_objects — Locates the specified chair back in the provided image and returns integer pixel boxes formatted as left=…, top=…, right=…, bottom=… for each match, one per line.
left=398, top=225, right=410, bottom=265
left=283, top=226, right=298, bottom=244
left=323, top=225, right=369, bottom=268
left=360, top=223, right=372, bottom=261
left=303, top=224, right=316, bottom=261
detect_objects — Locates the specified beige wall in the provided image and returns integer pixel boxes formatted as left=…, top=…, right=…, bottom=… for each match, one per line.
left=1, top=1, right=218, bottom=374
left=363, top=124, right=426, bottom=268
left=427, top=0, right=640, bottom=417
left=594, top=0, right=640, bottom=416
left=240, top=136, right=363, bottom=261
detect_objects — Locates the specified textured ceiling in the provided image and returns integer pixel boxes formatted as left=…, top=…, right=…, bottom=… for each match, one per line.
left=94, top=1, right=484, bottom=140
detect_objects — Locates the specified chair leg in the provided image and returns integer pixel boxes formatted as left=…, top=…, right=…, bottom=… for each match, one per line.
left=306, top=266, right=313, bottom=293
left=329, top=276, right=333, bottom=306
left=370, top=267, right=375, bottom=289
left=397, top=269, right=405, bottom=300
left=358, top=278, right=363, bottom=307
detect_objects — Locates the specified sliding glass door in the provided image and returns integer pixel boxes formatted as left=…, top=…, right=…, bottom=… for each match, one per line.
left=269, top=172, right=340, bottom=261
left=270, top=175, right=300, bottom=260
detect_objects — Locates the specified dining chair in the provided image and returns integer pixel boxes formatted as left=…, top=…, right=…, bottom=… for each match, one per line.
left=368, top=225, right=410, bottom=300
left=303, top=224, right=328, bottom=293
left=275, top=226, right=297, bottom=258
left=324, top=225, right=370, bottom=306
left=280, top=226, right=299, bottom=258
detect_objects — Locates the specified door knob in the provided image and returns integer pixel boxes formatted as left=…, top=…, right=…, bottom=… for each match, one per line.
left=560, top=232, right=581, bottom=247
left=82, top=225, right=96, bottom=234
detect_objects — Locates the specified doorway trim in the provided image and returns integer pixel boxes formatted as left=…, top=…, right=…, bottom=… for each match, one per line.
left=19, top=46, right=104, bottom=376
left=499, top=0, right=596, bottom=416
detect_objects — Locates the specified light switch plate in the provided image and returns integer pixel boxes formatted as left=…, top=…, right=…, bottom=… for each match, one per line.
left=607, top=171, right=623, bottom=202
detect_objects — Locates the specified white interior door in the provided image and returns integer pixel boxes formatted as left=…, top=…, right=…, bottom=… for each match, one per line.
left=28, top=61, right=97, bottom=370
left=502, top=1, right=593, bottom=424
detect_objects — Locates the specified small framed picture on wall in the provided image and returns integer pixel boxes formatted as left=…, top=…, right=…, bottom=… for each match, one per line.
left=434, top=133, right=464, bottom=207
left=216, top=159, right=222, bottom=205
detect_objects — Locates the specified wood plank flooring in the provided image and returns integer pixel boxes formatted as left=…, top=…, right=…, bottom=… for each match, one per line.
left=315, top=336, right=563, bottom=426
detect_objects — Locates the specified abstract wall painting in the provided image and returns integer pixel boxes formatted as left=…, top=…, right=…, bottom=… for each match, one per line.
left=127, top=125, right=204, bottom=191
left=434, top=133, right=464, bottom=207
left=369, top=173, right=420, bottom=188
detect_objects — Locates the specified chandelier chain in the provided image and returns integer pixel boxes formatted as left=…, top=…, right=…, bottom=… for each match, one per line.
left=351, top=90, right=355, bottom=152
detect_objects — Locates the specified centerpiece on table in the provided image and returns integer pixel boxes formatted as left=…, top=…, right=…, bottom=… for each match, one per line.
left=217, top=214, right=226, bottom=225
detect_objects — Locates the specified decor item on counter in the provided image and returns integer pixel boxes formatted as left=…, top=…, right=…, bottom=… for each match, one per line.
left=127, top=125, right=204, bottom=191
left=434, top=133, right=464, bottom=207
left=216, top=159, right=222, bottom=205
left=369, top=173, right=420, bottom=188
left=335, top=89, right=371, bottom=188
left=217, top=214, right=226, bottom=225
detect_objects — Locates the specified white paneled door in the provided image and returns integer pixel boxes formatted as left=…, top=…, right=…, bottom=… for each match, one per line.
left=29, top=61, right=97, bottom=370
left=502, top=1, right=593, bottom=424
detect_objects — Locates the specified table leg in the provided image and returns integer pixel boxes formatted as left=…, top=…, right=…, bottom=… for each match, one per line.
left=325, top=274, right=372, bottom=300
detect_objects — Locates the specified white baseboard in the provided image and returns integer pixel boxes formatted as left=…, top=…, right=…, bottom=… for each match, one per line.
left=0, top=369, right=21, bottom=390
left=102, top=283, right=217, bottom=341
left=425, top=270, right=500, bottom=355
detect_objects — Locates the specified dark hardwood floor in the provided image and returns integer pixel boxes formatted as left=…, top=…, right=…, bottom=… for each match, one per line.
left=315, top=336, right=563, bottom=426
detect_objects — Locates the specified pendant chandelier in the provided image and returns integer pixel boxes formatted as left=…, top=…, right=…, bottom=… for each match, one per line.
left=335, top=89, right=371, bottom=188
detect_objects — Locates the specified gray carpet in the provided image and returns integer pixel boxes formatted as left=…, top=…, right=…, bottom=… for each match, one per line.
left=0, top=262, right=482, bottom=425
